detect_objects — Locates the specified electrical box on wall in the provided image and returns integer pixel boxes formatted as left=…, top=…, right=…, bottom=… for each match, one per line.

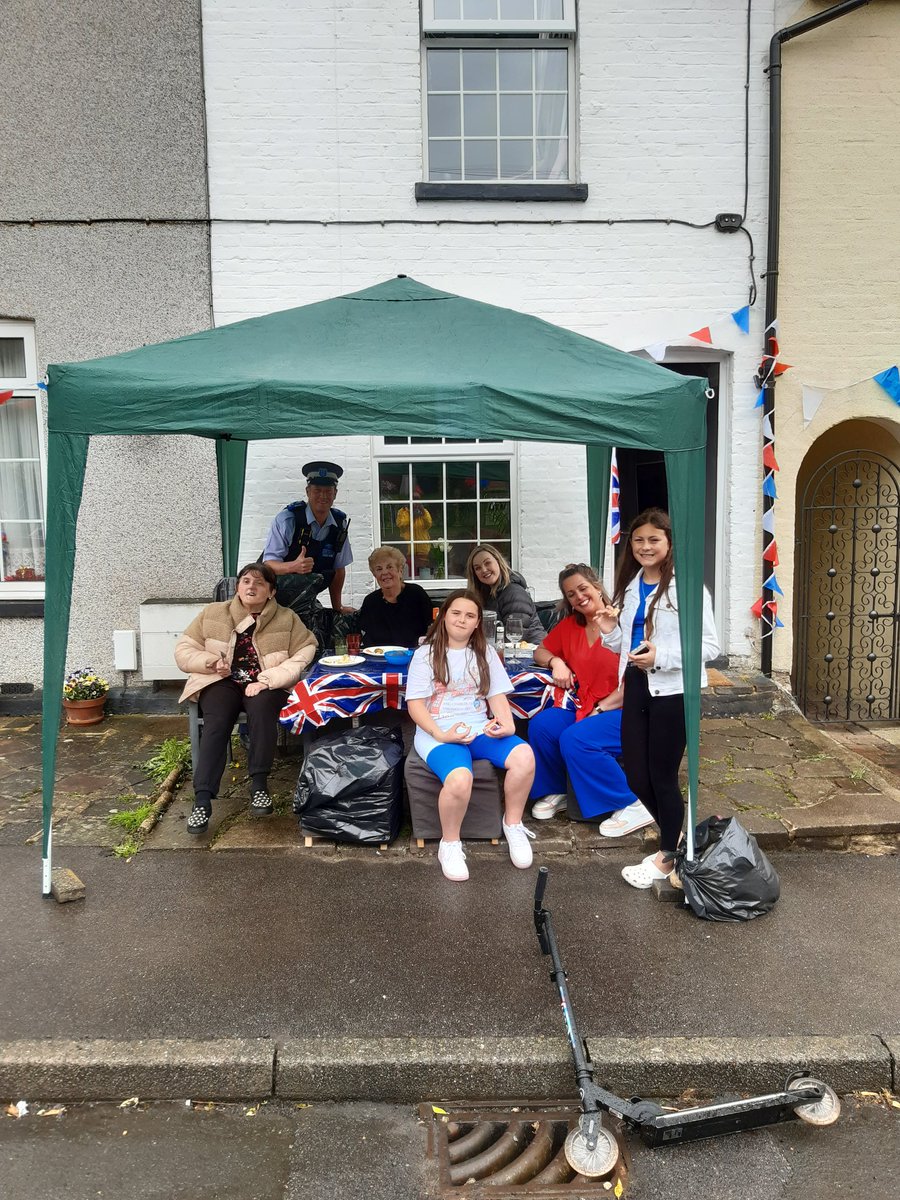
left=113, top=630, right=138, bottom=672
left=139, top=600, right=206, bottom=681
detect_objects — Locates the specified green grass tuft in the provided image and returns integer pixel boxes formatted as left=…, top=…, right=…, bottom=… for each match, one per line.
left=108, top=801, right=154, bottom=834
left=140, top=737, right=191, bottom=785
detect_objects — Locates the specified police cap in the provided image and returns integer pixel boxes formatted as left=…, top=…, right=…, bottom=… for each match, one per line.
left=302, top=461, right=343, bottom=488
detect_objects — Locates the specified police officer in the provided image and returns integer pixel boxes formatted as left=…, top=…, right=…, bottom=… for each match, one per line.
left=262, top=462, right=355, bottom=643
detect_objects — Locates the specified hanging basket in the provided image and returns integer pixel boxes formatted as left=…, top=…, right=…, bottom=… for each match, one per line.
left=62, top=696, right=107, bottom=726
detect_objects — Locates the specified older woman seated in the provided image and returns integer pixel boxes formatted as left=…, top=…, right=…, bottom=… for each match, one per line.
left=528, top=563, right=636, bottom=822
left=466, top=544, right=545, bottom=645
left=358, top=545, right=434, bottom=648
left=175, top=562, right=318, bottom=833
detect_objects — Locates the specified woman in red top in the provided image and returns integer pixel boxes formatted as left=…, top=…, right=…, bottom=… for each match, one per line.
left=528, top=563, right=636, bottom=821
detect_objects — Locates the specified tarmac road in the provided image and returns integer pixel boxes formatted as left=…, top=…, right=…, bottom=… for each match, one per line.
left=1, top=845, right=899, bottom=1041
left=0, top=1096, right=897, bottom=1200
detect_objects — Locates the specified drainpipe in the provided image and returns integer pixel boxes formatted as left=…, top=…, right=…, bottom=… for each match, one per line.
left=760, top=0, right=871, bottom=677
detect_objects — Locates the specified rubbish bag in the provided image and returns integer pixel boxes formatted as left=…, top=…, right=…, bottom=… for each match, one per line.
left=293, top=725, right=404, bottom=844
left=675, top=816, right=780, bottom=922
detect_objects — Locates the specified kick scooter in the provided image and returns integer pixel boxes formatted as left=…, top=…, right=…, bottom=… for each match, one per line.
left=533, top=866, right=840, bottom=1177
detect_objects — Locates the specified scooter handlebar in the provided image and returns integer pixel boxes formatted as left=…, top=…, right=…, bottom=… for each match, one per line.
left=533, top=865, right=549, bottom=912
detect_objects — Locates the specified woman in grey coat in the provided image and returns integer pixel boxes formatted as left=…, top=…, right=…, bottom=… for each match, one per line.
left=466, top=544, right=545, bottom=646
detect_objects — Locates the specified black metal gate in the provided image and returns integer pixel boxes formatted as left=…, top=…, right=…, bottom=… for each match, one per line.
left=796, top=449, right=900, bottom=722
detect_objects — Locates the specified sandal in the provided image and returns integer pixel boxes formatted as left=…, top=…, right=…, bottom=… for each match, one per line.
left=621, top=854, right=674, bottom=890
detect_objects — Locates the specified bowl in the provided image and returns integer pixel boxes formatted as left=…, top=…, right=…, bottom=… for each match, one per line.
left=384, top=649, right=414, bottom=667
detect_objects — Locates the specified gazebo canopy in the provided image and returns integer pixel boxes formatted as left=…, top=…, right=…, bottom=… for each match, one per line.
left=42, top=276, right=710, bottom=889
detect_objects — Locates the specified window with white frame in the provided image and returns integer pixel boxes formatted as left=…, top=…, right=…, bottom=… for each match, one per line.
left=376, top=437, right=515, bottom=582
left=422, top=1, right=577, bottom=185
left=0, top=321, right=45, bottom=598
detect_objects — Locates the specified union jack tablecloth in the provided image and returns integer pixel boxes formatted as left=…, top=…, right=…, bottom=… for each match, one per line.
left=279, top=660, right=575, bottom=735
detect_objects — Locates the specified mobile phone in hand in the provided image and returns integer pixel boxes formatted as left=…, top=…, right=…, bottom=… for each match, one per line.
left=632, top=641, right=652, bottom=656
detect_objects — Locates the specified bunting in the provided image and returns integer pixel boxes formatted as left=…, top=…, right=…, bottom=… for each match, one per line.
left=796, top=364, right=900, bottom=426
left=0, top=390, right=13, bottom=406
left=638, top=305, right=752, bottom=360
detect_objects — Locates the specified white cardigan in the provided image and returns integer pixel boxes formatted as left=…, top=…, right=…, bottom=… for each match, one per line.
left=602, top=573, right=720, bottom=698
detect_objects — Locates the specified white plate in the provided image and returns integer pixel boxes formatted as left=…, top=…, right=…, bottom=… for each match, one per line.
left=318, top=654, right=366, bottom=669
left=361, top=645, right=408, bottom=660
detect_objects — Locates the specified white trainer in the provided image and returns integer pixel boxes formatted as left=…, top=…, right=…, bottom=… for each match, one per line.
left=599, top=800, right=654, bottom=837
left=502, top=820, right=536, bottom=869
left=438, top=839, right=469, bottom=882
left=531, top=793, right=568, bottom=820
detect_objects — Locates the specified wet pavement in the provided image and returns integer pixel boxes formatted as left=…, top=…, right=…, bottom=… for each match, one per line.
left=2, top=846, right=898, bottom=1043
left=0, top=1095, right=897, bottom=1200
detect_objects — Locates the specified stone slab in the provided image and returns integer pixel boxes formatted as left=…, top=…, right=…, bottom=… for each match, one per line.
left=582, top=1035, right=893, bottom=1097
left=0, top=1039, right=275, bottom=1101
left=49, top=867, right=85, bottom=903
left=783, top=793, right=900, bottom=836
left=276, top=1036, right=576, bottom=1103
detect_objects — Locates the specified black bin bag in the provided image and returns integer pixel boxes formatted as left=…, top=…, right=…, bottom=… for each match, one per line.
left=293, top=725, right=404, bottom=845
left=675, top=816, right=780, bottom=922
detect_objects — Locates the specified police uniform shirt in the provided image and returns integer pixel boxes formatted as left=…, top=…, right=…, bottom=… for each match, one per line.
left=262, top=503, right=353, bottom=569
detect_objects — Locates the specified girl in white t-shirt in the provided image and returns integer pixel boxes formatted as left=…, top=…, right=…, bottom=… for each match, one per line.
left=406, top=590, right=536, bottom=882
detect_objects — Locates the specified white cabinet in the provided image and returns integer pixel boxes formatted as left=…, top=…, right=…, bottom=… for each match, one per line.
left=139, top=600, right=206, bottom=681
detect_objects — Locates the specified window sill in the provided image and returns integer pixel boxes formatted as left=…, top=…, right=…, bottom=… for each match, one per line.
left=0, top=599, right=44, bottom=618
left=415, top=182, right=588, bottom=202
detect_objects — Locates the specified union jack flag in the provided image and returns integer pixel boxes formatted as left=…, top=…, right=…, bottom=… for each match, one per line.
left=279, top=666, right=574, bottom=735
left=609, top=448, right=621, bottom=545
left=280, top=669, right=406, bottom=734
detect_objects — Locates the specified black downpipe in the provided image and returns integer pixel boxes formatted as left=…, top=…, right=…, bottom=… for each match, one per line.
left=760, top=0, right=871, bottom=677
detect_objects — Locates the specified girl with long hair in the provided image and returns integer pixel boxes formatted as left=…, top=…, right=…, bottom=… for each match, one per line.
left=602, top=508, right=719, bottom=888
left=466, top=544, right=545, bottom=645
left=528, top=563, right=637, bottom=822
left=405, top=589, right=536, bottom=882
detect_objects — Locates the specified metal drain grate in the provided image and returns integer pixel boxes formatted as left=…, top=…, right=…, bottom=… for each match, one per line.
left=421, top=1102, right=628, bottom=1196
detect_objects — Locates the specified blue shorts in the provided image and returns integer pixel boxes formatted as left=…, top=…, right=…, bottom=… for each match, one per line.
left=425, top=733, right=527, bottom=783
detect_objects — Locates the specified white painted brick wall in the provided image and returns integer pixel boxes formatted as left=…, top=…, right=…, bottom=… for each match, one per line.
left=204, top=0, right=781, bottom=659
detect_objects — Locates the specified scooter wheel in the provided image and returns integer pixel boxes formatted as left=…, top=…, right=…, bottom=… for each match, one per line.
left=563, top=1123, right=619, bottom=1177
left=787, top=1076, right=841, bottom=1127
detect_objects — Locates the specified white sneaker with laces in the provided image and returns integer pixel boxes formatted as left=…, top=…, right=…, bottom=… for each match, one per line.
left=531, top=793, right=567, bottom=820
left=438, top=839, right=469, bottom=882
left=502, top=820, right=536, bottom=869
left=598, top=799, right=654, bottom=837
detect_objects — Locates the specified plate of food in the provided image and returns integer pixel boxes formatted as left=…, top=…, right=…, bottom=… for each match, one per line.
left=318, top=654, right=366, bottom=669
left=362, top=645, right=408, bottom=662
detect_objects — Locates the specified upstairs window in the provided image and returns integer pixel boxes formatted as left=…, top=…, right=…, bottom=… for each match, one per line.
left=0, top=321, right=45, bottom=600
left=419, top=1, right=584, bottom=199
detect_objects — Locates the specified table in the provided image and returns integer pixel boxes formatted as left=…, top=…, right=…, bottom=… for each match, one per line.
left=279, top=657, right=574, bottom=734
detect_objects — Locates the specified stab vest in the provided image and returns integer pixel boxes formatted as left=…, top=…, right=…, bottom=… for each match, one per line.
left=283, top=502, right=350, bottom=586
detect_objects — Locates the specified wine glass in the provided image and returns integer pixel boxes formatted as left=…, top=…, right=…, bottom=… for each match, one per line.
left=506, top=615, right=524, bottom=667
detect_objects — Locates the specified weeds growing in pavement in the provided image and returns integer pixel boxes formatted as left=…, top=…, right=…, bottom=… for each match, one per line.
left=112, top=836, right=140, bottom=859
left=107, top=799, right=154, bottom=835
left=140, top=736, right=191, bottom=785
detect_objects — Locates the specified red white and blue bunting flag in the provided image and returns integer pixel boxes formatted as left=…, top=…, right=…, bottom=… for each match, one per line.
left=609, top=449, right=621, bottom=545
left=0, top=390, right=13, bottom=406
left=801, top=364, right=900, bottom=426
left=639, top=305, right=751, bottom=360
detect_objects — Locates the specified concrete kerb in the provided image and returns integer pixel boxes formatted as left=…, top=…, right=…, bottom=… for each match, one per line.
left=1, top=1034, right=893, bottom=1103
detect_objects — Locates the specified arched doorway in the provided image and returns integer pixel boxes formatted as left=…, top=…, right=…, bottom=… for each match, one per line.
left=795, top=423, right=900, bottom=722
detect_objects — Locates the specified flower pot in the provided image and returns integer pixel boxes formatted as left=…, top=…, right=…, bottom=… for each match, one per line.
left=62, top=696, right=107, bottom=726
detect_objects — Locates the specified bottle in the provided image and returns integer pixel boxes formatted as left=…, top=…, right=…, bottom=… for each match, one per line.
left=495, top=620, right=505, bottom=666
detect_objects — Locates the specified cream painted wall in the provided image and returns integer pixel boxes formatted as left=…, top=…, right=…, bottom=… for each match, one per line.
left=766, top=1, right=900, bottom=680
